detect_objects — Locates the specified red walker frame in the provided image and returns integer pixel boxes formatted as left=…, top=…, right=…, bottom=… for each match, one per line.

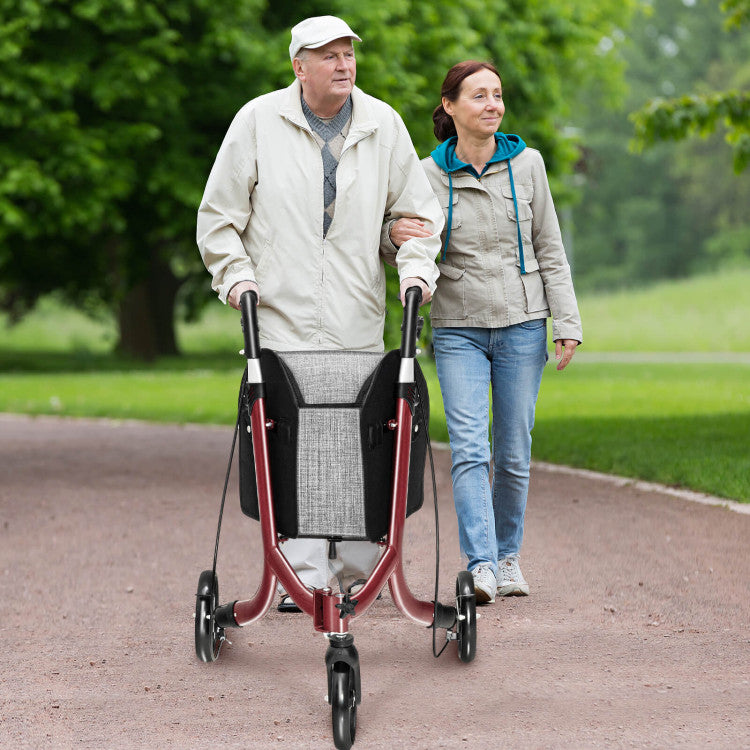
left=196, top=288, right=476, bottom=750
left=233, top=385, right=433, bottom=633
left=227, top=288, right=434, bottom=634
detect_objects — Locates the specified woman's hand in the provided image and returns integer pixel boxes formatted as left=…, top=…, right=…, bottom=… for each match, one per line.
left=554, top=339, right=578, bottom=370
left=390, top=218, right=432, bottom=248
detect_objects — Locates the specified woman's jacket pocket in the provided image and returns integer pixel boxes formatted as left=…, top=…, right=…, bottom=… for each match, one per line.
left=431, top=261, right=467, bottom=320
left=502, top=183, right=533, bottom=222
left=516, top=257, right=548, bottom=314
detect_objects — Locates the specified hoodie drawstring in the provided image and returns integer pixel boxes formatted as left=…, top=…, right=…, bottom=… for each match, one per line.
left=442, top=175, right=453, bottom=262
left=440, top=159, right=526, bottom=274
left=507, top=159, right=526, bottom=275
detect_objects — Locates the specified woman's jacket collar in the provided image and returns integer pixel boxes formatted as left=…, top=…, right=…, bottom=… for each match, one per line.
left=430, top=133, right=526, bottom=174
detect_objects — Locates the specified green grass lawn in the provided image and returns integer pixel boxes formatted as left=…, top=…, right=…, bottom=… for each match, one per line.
left=532, top=362, right=750, bottom=501
left=577, top=268, right=750, bottom=352
left=2, top=268, right=749, bottom=501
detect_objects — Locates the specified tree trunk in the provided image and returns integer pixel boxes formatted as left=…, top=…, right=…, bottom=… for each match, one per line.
left=117, top=259, right=180, bottom=360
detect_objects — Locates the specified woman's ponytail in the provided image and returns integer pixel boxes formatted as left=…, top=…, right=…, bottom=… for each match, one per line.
left=432, top=103, right=456, bottom=142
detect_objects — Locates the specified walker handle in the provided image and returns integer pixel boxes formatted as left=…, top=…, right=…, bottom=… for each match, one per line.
left=239, top=290, right=260, bottom=359
left=400, top=286, right=422, bottom=359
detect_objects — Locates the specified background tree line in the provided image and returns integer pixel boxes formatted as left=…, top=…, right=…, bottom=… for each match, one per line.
left=0, top=0, right=747, bottom=358
left=572, top=0, right=750, bottom=292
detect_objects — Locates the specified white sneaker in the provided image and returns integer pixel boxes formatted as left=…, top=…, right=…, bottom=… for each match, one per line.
left=471, top=564, right=497, bottom=604
left=497, top=554, right=529, bottom=596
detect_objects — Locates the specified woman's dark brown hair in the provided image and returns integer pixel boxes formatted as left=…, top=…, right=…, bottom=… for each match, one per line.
left=432, top=60, right=502, bottom=142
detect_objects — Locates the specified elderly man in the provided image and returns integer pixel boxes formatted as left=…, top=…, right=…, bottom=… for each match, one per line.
left=197, top=16, right=443, bottom=610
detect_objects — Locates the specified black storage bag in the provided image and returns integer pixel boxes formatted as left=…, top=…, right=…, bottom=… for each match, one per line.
left=238, top=349, right=428, bottom=542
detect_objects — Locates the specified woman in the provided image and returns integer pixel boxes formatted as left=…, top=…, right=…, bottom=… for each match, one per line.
left=391, top=61, right=582, bottom=603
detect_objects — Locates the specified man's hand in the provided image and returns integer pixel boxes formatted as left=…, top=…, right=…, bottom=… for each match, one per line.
left=390, top=218, right=432, bottom=248
left=400, top=277, right=431, bottom=306
left=554, top=339, right=578, bottom=371
left=227, top=281, right=259, bottom=310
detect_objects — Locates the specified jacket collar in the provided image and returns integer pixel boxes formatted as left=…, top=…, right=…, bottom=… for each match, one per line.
left=279, top=79, right=378, bottom=145
left=431, top=133, right=526, bottom=176
left=437, top=160, right=508, bottom=189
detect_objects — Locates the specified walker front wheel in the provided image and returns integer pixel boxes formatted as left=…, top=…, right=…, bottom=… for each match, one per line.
left=195, top=570, right=223, bottom=662
left=330, top=662, right=357, bottom=750
left=456, top=570, right=477, bottom=663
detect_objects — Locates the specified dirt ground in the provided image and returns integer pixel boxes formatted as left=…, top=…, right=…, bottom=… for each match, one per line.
left=1, top=413, right=749, bottom=749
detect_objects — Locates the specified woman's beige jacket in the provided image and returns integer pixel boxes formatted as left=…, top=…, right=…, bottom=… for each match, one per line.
left=422, top=148, right=582, bottom=343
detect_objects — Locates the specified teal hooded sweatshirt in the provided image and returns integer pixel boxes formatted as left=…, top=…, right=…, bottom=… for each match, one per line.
left=431, top=132, right=529, bottom=272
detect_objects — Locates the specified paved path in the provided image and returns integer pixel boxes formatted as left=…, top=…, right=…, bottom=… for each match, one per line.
left=1, top=415, right=749, bottom=749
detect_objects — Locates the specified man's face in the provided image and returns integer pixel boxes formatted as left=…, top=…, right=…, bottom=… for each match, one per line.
left=294, top=38, right=356, bottom=112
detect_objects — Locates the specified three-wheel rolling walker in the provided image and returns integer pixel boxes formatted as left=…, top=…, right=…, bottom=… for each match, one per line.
left=194, top=287, right=478, bottom=749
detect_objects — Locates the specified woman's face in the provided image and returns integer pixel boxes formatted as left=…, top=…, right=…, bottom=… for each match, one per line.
left=443, top=68, right=504, bottom=140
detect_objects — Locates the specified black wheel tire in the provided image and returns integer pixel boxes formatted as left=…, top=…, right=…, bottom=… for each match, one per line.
left=331, top=662, right=357, bottom=750
left=195, top=570, right=223, bottom=663
left=456, top=570, right=477, bottom=663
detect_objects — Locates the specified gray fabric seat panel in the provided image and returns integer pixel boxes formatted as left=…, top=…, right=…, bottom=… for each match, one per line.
left=277, top=351, right=384, bottom=404
left=296, top=407, right=366, bottom=538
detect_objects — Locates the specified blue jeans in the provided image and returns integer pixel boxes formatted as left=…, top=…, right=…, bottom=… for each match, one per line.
left=432, top=322, right=548, bottom=575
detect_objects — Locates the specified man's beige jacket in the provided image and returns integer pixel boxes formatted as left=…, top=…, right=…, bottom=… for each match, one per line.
left=422, top=148, right=582, bottom=343
left=197, top=80, right=443, bottom=351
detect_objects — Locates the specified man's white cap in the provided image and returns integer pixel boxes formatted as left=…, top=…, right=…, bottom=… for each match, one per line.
left=289, top=15, right=361, bottom=61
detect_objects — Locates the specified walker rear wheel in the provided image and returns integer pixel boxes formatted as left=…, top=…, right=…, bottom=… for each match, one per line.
left=195, top=570, right=223, bottom=662
left=330, top=662, right=357, bottom=750
left=456, top=570, right=477, bottom=663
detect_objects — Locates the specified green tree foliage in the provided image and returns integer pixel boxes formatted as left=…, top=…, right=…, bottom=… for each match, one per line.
left=570, top=0, right=750, bottom=291
left=0, top=0, right=273, bottom=358
left=671, top=56, right=750, bottom=269
left=0, top=0, right=632, bottom=357
left=348, top=0, right=634, bottom=187
left=632, top=0, right=750, bottom=172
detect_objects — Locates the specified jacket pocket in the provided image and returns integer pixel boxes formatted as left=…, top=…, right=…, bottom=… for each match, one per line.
left=431, top=262, right=467, bottom=320
left=442, top=191, right=461, bottom=229
left=502, top=183, right=533, bottom=222
left=516, top=257, right=548, bottom=314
